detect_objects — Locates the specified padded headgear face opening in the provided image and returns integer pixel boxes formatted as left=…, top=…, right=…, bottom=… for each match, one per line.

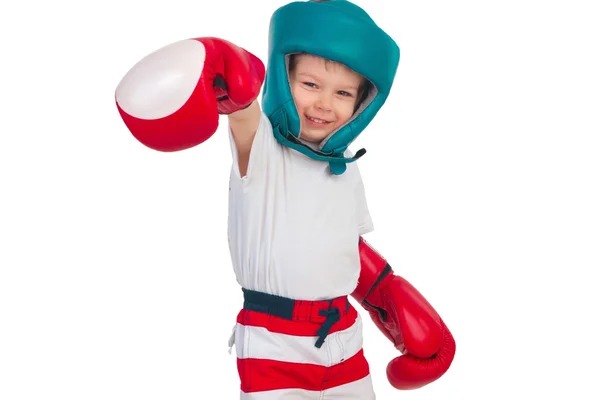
left=284, top=53, right=379, bottom=147
left=262, top=0, right=400, bottom=174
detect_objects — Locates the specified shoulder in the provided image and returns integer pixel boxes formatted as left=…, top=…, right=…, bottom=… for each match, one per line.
left=230, top=111, right=284, bottom=180
left=341, top=148, right=365, bottom=181
left=253, top=111, right=279, bottom=150
left=256, top=110, right=274, bottom=134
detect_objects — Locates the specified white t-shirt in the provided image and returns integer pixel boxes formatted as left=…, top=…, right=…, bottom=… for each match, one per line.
left=227, top=111, right=374, bottom=301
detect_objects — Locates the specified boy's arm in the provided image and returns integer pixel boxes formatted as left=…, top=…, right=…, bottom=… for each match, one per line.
left=228, top=99, right=261, bottom=177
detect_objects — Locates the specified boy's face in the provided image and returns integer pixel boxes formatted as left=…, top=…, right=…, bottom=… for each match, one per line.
left=289, top=54, right=364, bottom=144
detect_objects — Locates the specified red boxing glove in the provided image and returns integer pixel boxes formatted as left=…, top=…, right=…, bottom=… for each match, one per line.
left=115, top=37, right=265, bottom=152
left=352, top=237, right=456, bottom=390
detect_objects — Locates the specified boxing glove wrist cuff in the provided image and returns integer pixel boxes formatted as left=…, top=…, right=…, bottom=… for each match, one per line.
left=352, top=237, right=393, bottom=304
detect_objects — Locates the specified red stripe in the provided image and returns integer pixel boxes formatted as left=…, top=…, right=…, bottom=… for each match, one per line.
left=291, top=296, right=350, bottom=321
left=238, top=349, right=370, bottom=393
left=236, top=306, right=358, bottom=336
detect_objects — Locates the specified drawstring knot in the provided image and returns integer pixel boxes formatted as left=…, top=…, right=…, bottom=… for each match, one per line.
left=315, top=307, right=341, bottom=348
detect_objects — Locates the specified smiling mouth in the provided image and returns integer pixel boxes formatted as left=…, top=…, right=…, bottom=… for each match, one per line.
left=306, top=115, right=331, bottom=125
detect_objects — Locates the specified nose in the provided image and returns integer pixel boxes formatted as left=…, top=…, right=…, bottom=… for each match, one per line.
left=315, top=92, right=333, bottom=111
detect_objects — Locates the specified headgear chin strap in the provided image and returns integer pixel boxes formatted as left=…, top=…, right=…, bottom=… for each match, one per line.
left=262, top=0, right=400, bottom=175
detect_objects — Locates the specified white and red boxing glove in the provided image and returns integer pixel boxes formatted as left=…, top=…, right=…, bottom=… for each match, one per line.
left=352, top=237, right=456, bottom=390
left=115, top=37, right=265, bottom=152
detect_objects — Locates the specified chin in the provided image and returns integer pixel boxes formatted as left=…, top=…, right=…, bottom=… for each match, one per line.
left=301, top=132, right=329, bottom=144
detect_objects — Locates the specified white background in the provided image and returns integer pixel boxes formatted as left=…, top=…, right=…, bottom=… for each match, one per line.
left=1, top=0, right=599, bottom=399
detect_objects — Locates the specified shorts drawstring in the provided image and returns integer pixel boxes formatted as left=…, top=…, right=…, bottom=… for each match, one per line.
left=315, top=306, right=341, bottom=348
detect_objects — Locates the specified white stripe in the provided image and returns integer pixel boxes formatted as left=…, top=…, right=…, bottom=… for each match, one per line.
left=239, top=374, right=376, bottom=399
left=234, top=313, right=364, bottom=367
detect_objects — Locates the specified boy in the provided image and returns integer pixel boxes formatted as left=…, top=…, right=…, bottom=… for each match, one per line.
left=227, top=51, right=378, bottom=398
left=115, top=1, right=455, bottom=398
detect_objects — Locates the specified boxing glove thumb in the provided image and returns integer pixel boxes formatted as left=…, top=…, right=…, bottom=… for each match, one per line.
left=205, top=38, right=265, bottom=114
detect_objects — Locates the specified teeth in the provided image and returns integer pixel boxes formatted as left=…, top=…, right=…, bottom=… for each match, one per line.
left=308, top=116, right=327, bottom=123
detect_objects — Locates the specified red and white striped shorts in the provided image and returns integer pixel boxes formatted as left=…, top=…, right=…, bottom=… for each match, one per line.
left=232, top=289, right=376, bottom=399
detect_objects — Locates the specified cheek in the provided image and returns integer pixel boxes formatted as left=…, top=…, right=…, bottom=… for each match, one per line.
left=335, top=101, right=356, bottom=124
left=290, top=83, right=307, bottom=111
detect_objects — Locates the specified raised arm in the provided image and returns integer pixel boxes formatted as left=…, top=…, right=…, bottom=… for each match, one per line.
left=228, top=99, right=262, bottom=177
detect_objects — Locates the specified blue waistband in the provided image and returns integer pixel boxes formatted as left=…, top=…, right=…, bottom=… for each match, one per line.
left=241, top=288, right=349, bottom=348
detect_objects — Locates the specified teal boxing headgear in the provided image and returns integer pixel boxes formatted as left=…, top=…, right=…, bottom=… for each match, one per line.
left=262, top=0, right=400, bottom=175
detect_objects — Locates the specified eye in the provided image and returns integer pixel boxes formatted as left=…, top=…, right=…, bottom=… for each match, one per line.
left=337, top=91, right=353, bottom=97
left=303, top=82, right=318, bottom=88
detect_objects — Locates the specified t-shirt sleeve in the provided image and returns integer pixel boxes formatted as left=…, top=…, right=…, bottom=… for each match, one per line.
left=353, top=165, right=374, bottom=235
left=227, top=111, right=279, bottom=181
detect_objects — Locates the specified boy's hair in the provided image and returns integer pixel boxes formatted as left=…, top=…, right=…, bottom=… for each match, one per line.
left=289, top=53, right=372, bottom=113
